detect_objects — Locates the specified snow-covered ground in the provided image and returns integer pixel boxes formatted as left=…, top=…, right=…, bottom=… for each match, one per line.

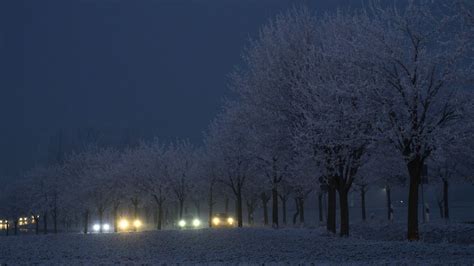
left=0, top=223, right=473, bottom=264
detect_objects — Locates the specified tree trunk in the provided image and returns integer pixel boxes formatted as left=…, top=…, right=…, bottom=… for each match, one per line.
left=14, top=221, right=18, bottom=235
left=361, top=187, right=366, bottom=222
left=386, top=186, right=392, bottom=221
left=407, top=158, right=421, bottom=241
left=224, top=197, right=229, bottom=215
left=327, top=186, right=336, bottom=233
left=43, top=210, right=48, bottom=235
left=339, top=189, right=349, bottom=237
left=113, top=205, right=119, bottom=233
left=179, top=199, right=184, bottom=219
left=53, top=211, right=58, bottom=234
left=318, top=192, right=324, bottom=224
left=236, top=191, right=243, bottom=227
left=195, top=201, right=201, bottom=218
left=272, top=186, right=278, bottom=228
left=35, top=216, right=39, bottom=234
left=157, top=201, right=163, bottom=230
left=83, top=210, right=89, bottom=234
left=443, top=179, right=449, bottom=220
left=437, top=199, right=444, bottom=219
left=281, top=196, right=287, bottom=225
left=53, top=196, right=58, bottom=234
left=246, top=201, right=254, bottom=225
left=292, top=198, right=299, bottom=225
left=208, top=185, right=214, bottom=228
left=298, top=198, right=305, bottom=225
left=98, top=209, right=104, bottom=233
left=6, top=222, right=9, bottom=236
left=261, top=193, right=269, bottom=226
left=133, top=203, right=139, bottom=220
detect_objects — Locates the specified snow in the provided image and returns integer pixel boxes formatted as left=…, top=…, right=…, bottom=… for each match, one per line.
left=1, top=224, right=473, bottom=264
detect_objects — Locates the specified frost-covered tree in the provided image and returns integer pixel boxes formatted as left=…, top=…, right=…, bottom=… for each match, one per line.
left=206, top=105, right=255, bottom=227
left=164, top=140, right=196, bottom=220
left=230, top=8, right=318, bottom=229
left=132, top=140, right=169, bottom=230
left=344, top=2, right=473, bottom=240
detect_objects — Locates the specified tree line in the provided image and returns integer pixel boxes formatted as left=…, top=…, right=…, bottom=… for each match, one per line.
left=1, top=1, right=473, bottom=241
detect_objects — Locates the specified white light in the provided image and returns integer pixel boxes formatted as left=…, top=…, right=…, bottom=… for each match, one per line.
left=102, top=224, right=110, bottom=231
left=192, top=219, right=201, bottom=227
left=178, top=220, right=186, bottom=227
left=93, top=224, right=100, bottom=231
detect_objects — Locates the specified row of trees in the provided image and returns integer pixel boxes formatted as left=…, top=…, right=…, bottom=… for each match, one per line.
left=206, top=1, right=473, bottom=240
left=0, top=2, right=472, bottom=241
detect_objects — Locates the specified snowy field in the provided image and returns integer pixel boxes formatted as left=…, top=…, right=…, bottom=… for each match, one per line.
left=0, top=223, right=473, bottom=265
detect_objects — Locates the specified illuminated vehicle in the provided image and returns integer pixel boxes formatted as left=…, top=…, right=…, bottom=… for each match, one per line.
left=92, top=223, right=111, bottom=233
left=117, top=218, right=142, bottom=232
left=177, top=215, right=202, bottom=229
left=0, top=219, right=8, bottom=230
left=211, top=213, right=235, bottom=228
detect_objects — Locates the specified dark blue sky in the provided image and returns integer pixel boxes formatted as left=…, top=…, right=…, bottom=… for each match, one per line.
left=0, top=0, right=355, bottom=176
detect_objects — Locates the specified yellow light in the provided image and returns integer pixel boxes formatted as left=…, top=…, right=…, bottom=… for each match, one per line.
left=227, top=217, right=234, bottom=225
left=133, top=219, right=142, bottom=228
left=212, top=217, right=220, bottom=225
left=118, top=219, right=129, bottom=230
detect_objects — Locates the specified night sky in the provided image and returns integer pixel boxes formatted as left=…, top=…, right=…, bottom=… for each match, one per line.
left=0, top=0, right=354, bottom=177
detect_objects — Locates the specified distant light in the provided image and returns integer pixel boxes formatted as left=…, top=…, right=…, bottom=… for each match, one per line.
left=212, top=217, right=220, bottom=225
left=192, top=219, right=201, bottom=227
left=400, top=200, right=404, bottom=203
left=227, top=217, right=234, bottom=225
left=102, top=224, right=110, bottom=231
left=119, top=219, right=129, bottom=230
left=178, top=220, right=186, bottom=227
left=133, top=219, right=142, bottom=228
left=93, top=224, right=101, bottom=231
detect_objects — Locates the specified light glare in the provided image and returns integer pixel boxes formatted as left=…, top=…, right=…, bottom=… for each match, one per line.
left=93, top=224, right=100, bottom=231
left=133, top=219, right=142, bottom=228
left=119, top=219, right=129, bottom=230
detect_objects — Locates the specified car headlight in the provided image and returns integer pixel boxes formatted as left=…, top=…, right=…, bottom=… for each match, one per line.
left=227, top=217, right=234, bottom=224
left=212, top=217, right=220, bottom=225
left=133, top=219, right=142, bottom=228
left=192, top=219, right=201, bottom=227
left=119, top=219, right=129, bottom=230
left=102, top=224, right=110, bottom=231
left=178, top=220, right=186, bottom=227
left=93, top=224, right=101, bottom=231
